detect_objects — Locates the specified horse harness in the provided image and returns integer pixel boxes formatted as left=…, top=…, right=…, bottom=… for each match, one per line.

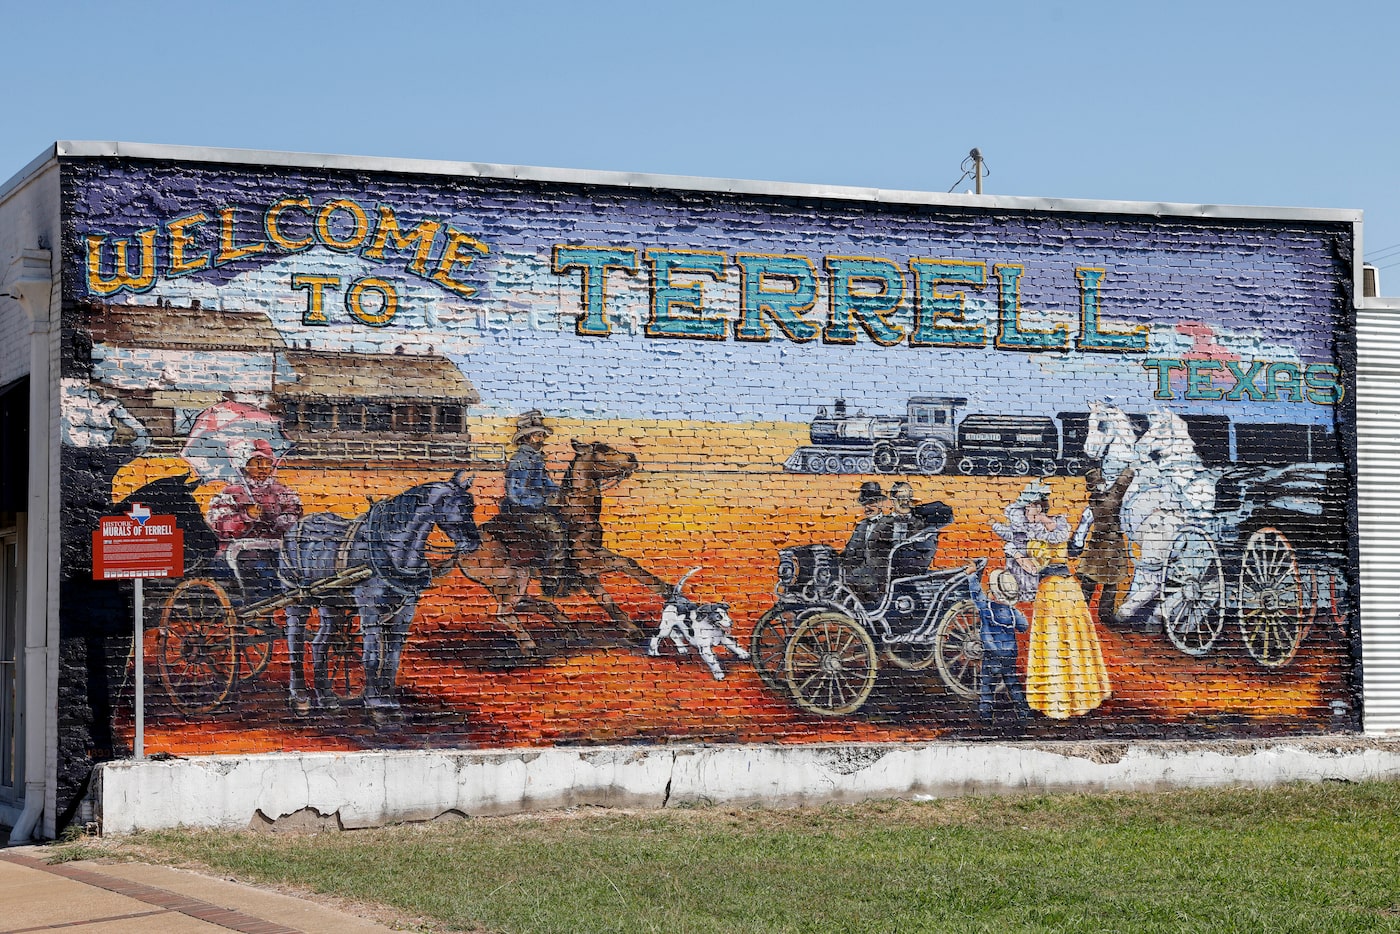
left=360, top=501, right=434, bottom=599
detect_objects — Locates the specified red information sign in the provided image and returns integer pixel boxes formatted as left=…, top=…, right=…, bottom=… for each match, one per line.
left=92, top=503, right=184, bottom=580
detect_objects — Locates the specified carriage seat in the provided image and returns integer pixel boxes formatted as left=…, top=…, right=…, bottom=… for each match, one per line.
left=885, top=501, right=954, bottom=583
left=846, top=527, right=944, bottom=611
left=888, top=528, right=941, bottom=580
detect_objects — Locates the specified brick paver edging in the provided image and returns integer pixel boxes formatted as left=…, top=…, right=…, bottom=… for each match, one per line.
left=0, top=852, right=301, bottom=934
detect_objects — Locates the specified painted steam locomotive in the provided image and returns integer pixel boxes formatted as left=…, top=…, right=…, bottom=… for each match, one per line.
left=782, top=397, right=1338, bottom=476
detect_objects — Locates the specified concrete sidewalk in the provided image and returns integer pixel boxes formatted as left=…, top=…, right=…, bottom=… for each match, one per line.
left=0, top=847, right=396, bottom=933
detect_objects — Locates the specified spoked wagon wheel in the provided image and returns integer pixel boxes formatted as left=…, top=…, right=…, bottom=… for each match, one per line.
left=1161, top=526, right=1226, bottom=656
left=157, top=579, right=238, bottom=713
left=933, top=599, right=983, bottom=699
left=751, top=605, right=808, bottom=690
left=783, top=612, right=877, bottom=716
left=1237, top=527, right=1306, bottom=668
left=236, top=618, right=275, bottom=682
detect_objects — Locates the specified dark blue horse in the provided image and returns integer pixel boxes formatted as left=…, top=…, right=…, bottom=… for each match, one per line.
left=279, top=471, right=480, bottom=720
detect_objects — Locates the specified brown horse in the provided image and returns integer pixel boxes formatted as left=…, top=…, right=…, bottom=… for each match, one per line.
left=456, top=440, right=669, bottom=651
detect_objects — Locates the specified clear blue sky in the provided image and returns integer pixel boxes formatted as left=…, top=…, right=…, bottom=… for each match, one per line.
left=4, top=1, right=1398, bottom=286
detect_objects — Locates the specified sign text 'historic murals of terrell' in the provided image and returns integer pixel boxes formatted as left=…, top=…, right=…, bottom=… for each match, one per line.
left=91, top=505, right=183, bottom=580
left=56, top=158, right=1358, bottom=814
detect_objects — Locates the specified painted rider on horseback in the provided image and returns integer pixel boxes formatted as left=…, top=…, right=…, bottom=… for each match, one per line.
left=501, top=410, right=572, bottom=596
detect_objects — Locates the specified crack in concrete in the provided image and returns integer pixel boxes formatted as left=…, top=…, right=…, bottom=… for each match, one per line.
left=103, top=737, right=1400, bottom=833
left=661, top=751, right=676, bottom=808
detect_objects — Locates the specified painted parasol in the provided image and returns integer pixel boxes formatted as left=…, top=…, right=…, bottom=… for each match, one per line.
left=180, top=402, right=292, bottom=484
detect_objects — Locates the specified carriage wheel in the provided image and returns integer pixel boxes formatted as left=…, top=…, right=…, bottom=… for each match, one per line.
left=157, top=579, right=238, bottom=714
left=322, top=622, right=366, bottom=700
left=933, top=599, right=983, bottom=699
left=1161, top=527, right=1225, bottom=657
left=783, top=612, right=877, bottom=716
left=956, top=457, right=976, bottom=476
left=1011, top=457, right=1032, bottom=476
left=236, top=620, right=275, bottom=682
left=1037, top=459, right=1059, bottom=478
left=751, top=605, right=807, bottom=690
left=1238, top=527, right=1306, bottom=668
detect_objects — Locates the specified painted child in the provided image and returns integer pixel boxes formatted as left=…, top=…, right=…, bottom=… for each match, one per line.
left=966, top=562, right=1031, bottom=722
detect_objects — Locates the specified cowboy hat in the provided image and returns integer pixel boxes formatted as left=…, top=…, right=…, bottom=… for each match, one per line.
left=511, top=409, right=552, bottom=445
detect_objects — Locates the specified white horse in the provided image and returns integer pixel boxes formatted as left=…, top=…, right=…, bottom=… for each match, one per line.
left=1083, top=403, right=1217, bottom=622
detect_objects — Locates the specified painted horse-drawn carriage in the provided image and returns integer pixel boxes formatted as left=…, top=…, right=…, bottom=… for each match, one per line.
left=139, top=439, right=664, bottom=718
left=154, top=541, right=369, bottom=714
left=1081, top=403, right=1349, bottom=668
left=146, top=472, right=481, bottom=715
left=1155, top=462, right=1350, bottom=667
left=749, top=522, right=986, bottom=717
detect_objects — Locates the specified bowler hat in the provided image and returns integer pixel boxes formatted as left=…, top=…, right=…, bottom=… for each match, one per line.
left=858, top=481, right=886, bottom=505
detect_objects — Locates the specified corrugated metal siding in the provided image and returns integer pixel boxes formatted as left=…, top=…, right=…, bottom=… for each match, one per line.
left=1358, top=298, right=1400, bottom=734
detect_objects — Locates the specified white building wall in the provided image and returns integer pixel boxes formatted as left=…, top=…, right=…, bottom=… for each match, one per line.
left=0, top=150, right=58, bottom=387
left=0, top=147, right=61, bottom=839
left=1358, top=296, right=1400, bottom=734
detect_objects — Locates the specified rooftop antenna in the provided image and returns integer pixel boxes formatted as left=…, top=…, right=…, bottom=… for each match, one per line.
left=947, top=148, right=990, bottom=194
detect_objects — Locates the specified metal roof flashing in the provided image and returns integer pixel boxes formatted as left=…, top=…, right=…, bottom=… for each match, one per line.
left=36, top=140, right=1361, bottom=226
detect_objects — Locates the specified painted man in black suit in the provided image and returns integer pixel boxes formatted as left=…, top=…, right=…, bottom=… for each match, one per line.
left=841, top=481, right=887, bottom=601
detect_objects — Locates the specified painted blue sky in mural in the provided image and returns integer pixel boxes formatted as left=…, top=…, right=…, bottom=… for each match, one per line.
left=80, top=162, right=1343, bottom=429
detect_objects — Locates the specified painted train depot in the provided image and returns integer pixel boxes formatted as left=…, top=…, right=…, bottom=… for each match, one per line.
left=1, top=141, right=1398, bottom=841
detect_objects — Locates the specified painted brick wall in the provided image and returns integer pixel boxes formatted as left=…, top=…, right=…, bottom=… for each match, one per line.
left=53, top=156, right=1359, bottom=822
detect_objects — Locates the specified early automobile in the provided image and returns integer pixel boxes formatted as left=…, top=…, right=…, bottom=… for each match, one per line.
left=750, top=524, right=984, bottom=716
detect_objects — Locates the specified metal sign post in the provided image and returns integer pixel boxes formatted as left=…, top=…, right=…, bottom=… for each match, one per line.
left=92, top=503, right=184, bottom=763
left=134, top=578, right=143, bottom=759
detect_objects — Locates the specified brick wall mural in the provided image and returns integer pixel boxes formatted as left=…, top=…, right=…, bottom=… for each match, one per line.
left=55, top=158, right=1359, bottom=816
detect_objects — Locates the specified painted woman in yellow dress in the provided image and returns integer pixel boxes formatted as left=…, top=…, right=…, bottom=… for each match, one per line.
left=1013, top=486, right=1112, bottom=719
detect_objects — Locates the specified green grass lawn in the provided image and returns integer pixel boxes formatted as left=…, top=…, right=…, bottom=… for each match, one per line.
left=62, top=781, right=1400, bottom=933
